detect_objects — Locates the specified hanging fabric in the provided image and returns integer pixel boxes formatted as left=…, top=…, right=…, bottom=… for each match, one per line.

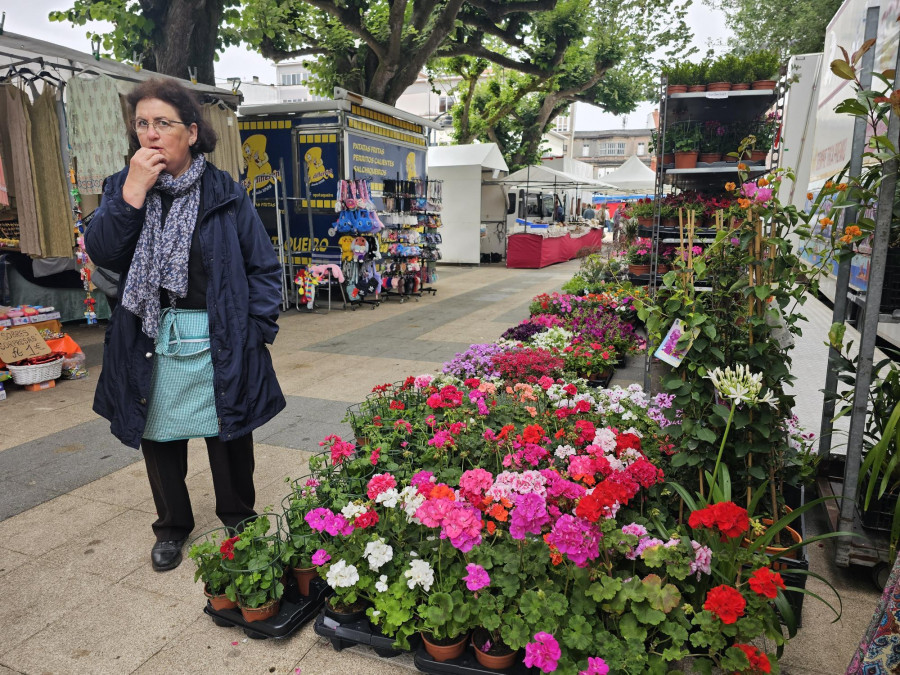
left=0, top=142, right=9, bottom=207
left=203, top=102, right=243, bottom=181
left=30, top=85, right=75, bottom=258
left=0, top=87, right=16, bottom=213
left=66, top=73, right=129, bottom=194
left=2, top=85, right=41, bottom=256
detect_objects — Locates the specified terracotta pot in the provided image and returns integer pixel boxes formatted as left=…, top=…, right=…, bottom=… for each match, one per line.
left=750, top=149, right=768, bottom=162
left=731, top=83, right=751, bottom=90
left=421, top=632, right=468, bottom=662
left=473, top=642, right=518, bottom=670
left=662, top=153, right=675, bottom=166
left=240, top=598, right=280, bottom=623
left=707, top=82, right=732, bottom=91
left=743, top=519, right=803, bottom=570
left=752, top=79, right=777, bottom=90
left=355, top=436, right=370, bottom=447
left=291, top=566, right=318, bottom=596
left=699, top=152, right=721, bottom=164
left=657, top=264, right=671, bottom=274
left=687, top=84, right=707, bottom=92
left=674, top=151, right=698, bottom=169
left=637, top=216, right=653, bottom=228
left=724, top=154, right=739, bottom=163
left=629, top=263, right=652, bottom=276
left=667, top=84, right=688, bottom=94
left=661, top=217, right=679, bottom=228
left=204, top=585, right=237, bottom=611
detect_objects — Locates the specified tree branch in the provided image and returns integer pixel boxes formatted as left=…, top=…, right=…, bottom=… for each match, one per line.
left=386, top=0, right=410, bottom=62
left=465, top=0, right=559, bottom=20
left=458, top=14, right=526, bottom=48
left=299, top=0, right=387, bottom=60
left=440, top=42, right=548, bottom=77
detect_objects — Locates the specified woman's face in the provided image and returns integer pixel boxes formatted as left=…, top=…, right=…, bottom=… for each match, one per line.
left=134, top=98, right=198, bottom=178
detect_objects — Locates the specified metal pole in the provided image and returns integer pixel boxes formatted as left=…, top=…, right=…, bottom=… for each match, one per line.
left=835, top=38, right=900, bottom=567
left=819, top=6, right=880, bottom=460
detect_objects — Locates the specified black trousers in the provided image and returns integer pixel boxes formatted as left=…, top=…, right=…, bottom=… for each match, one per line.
left=141, top=433, right=256, bottom=541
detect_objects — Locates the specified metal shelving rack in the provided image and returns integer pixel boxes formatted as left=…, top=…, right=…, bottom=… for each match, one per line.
left=644, top=76, right=782, bottom=389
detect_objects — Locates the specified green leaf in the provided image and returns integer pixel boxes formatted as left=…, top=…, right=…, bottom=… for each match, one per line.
left=642, top=574, right=681, bottom=613
left=695, top=427, right=717, bottom=443
left=619, top=613, right=648, bottom=642
left=562, top=615, right=594, bottom=650
left=586, top=577, right=622, bottom=602
left=545, top=592, right=568, bottom=616
left=830, top=59, right=856, bottom=80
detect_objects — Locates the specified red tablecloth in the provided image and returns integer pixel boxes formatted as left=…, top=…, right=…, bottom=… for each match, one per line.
left=506, top=229, right=605, bottom=269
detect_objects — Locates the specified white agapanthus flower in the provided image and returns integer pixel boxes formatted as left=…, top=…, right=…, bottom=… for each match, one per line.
left=363, top=537, right=394, bottom=571
left=341, top=501, right=367, bottom=521
left=375, top=574, right=389, bottom=593
left=404, top=559, right=434, bottom=591
left=375, top=487, right=400, bottom=508
left=706, top=365, right=777, bottom=407
left=325, top=559, right=359, bottom=589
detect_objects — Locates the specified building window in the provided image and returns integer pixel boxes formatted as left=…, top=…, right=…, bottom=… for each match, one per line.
left=554, top=115, right=570, bottom=133
left=637, top=142, right=645, bottom=156
left=439, top=95, right=455, bottom=113
left=598, top=141, right=626, bottom=156
left=581, top=144, right=590, bottom=157
left=281, top=74, right=290, bottom=85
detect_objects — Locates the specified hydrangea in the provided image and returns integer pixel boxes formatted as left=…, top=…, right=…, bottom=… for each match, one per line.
left=404, top=559, right=434, bottom=591
left=363, top=537, right=394, bottom=571
left=325, top=559, right=359, bottom=588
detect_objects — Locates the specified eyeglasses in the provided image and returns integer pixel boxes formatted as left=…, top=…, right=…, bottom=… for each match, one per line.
left=132, top=118, right=187, bottom=134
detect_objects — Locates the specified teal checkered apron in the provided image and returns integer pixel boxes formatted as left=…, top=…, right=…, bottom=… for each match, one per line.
left=143, top=308, right=218, bottom=442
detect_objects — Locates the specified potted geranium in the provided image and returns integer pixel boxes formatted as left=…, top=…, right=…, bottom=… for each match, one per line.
left=222, top=514, right=285, bottom=622
left=281, top=476, right=327, bottom=596
left=188, top=528, right=236, bottom=611
left=700, top=120, right=726, bottom=163
left=752, top=111, right=780, bottom=162
left=629, top=198, right=656, bottom=229
left=626, top=237, right=653, bottom=275
left=562, top=339, right=618, bottom=381
left=671, top=121, right=700, bottom=169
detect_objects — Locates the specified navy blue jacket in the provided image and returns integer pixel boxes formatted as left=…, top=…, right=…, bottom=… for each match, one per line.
left=85, top=163, right=286, bottom=449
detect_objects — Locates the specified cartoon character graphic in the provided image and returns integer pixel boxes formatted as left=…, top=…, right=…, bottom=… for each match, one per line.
left=242, top=134, right=274, bottom=189
left=405, top=152, right=419, bottom=180
left=304, top=146, right=334, bottom=185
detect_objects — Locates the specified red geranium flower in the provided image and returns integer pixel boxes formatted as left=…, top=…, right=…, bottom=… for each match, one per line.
left=354, top=510, right=379, bottom=529
left=220, top=535, right=240, bottom=560
left=688, top=502, right=749, bottom=540
left=748, top=567, right=786, bottom=599
left=734, top=644, right=771, bottom=674
left=615, top=432, right=642, bottom=454
left=703, top=584, right=746, bottom=624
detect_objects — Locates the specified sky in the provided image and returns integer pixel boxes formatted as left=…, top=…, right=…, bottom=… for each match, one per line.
left=10, top=1, right=731, bottom=132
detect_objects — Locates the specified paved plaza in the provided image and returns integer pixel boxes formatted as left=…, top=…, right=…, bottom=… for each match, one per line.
left=0, top=260, right=882, bottom=674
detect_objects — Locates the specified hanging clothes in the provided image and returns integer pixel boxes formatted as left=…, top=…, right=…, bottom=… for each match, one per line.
left=2, top=85, right=41, bottom=256
left=0, top=87, right=16, bottom=213
left=203, top=102, right=244, bottom=182
left=66, top=73, right=129, bottom=194
left=30, top=85, right=74, bottom=258
left=0, top=143, right=9, bottom=207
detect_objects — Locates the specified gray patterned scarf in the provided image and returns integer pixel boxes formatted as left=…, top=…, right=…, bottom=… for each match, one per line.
left=121, top=153, right=207, bottom=338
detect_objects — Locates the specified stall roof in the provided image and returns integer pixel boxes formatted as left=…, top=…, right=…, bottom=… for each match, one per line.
left=428, top=143, right=508, bottom=171
left=0, top=31, right=241, bottom=105
left=491, top=164, right=612, bottom=188
left=597, top=155, right=656, bottom=193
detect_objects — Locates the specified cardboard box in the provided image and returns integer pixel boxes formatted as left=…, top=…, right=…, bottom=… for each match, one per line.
left=24, top=380, right=56, bottom=391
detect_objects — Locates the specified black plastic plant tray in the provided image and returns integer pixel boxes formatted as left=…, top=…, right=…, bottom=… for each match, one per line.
left=204, top=576, right=330, bottom=639
left=414, top=645, right=534, bottom=675
left=313, top=611, right=415, bottom=657
left=586, top=372, right=614, bottom=389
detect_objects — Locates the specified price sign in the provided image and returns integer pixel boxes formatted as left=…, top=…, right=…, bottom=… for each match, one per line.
left=705, top=91, right=729, bottom=100
left=0, top=326, right=52, bottom=364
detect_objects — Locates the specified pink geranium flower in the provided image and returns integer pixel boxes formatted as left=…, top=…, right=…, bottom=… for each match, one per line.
left=524, top=632, right=561, bottom=673
left=463, top=563, right=490, bottom=591
left=579, top=656, right=610, bottom=675
left=311, top=549, right=330, bottom=566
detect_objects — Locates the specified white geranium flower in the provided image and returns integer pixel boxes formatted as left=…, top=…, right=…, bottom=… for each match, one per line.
left=341, top=501, right=367, bottom=521
left=325, top=559, right=359, bottom=589
left=404, top=559, right=434, bottom=591
left=375, top=487, right=400, bottom=508
left=363, top=537, right=394, bottom=571
left=554, top=444, right=576, bottom=459
left=593, top=428, right=617, bottom=453
left=399, top=485, right=425, bottom=524
left=706, top=365, right=777, bottom=407
left=375, top=574, right=389, bottom=593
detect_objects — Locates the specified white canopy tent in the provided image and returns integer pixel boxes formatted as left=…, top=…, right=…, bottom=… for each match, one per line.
left=597, top=155, right=657, bottom=193
left=495, top=164, right=612, bottom=189
left=428, top=143, right=509, bottom=264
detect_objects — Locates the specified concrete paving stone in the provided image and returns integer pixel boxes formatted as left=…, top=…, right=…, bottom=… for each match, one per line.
left=0, top=401, right=102, bottom=452
left=0, top=664, right=19, bottom=674
left=0, top=547, right=29, bottom=579
left=1, top=583, right=199, bottom=675
left=69, top=462, right=153, bottom=509
left=253, top=395, right=353, bottom=451
left=0, top=562, right=110, bottom=657
left=0, top=418, right=141, bottom=520
left=294, top=635, right=418, bottom=674
left=118, top=543, right=202, bottom=602
left=132, top=612, right=315, bottom=675
left=38, top=509, right=157, bottom=583
left=0, top=494, right=126, bottom=556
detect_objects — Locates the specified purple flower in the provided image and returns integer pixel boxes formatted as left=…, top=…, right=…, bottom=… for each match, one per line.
left=312, top=549, right=331, bottom=565
left=463, top=563, right=491, bottom=591
left=442, top=343, right=506, bottom=379
left=305, top=508, right=333, bottom=532
left=547, top=514, right=601, bottom=566
left=524, top=632, right=561, bottom=673
left=579, top=657, right=611, bottom=675
left=509, top=493, right=551, bottom=539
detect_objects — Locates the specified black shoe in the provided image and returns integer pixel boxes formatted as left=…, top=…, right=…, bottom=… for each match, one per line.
left=151, top=539, right=186, bottom=572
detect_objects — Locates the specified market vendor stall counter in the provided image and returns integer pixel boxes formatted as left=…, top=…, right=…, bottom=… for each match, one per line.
left=506, top=227, right=605, bottom=269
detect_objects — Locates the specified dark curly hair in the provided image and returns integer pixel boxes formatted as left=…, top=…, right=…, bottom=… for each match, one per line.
left=125, top=77, right=217, bottom=155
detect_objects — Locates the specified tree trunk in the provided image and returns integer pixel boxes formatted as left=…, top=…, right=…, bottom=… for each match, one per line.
left=140, top=0, right=224, bottom=85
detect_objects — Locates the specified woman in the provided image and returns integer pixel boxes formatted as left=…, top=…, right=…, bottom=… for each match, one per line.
left=86, top=78, right=285, bottom=572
